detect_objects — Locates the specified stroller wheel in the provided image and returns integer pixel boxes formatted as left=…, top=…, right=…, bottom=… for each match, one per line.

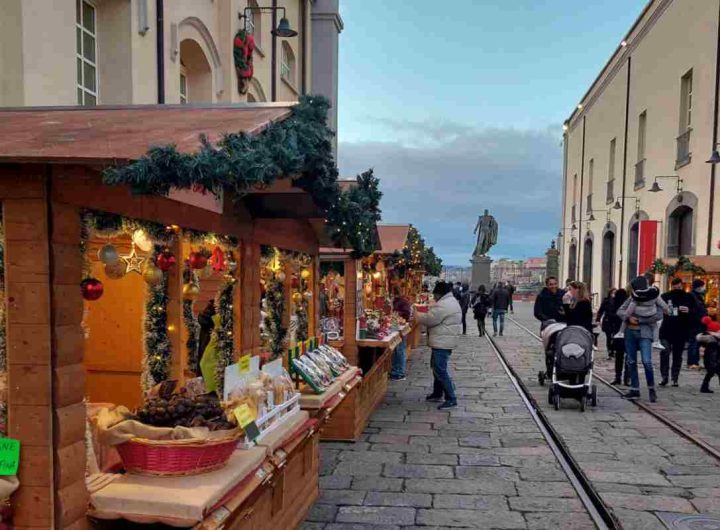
left=579, top=394, right=587, bottom=412
left=548, top=387, right=554, bottom=405
left=591, top=385, right=598, bottom=407
left=553, top=392, right=560, bottom=411
left=538, top=371, right=545, bottom=386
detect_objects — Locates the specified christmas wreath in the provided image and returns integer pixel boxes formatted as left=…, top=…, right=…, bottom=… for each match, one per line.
left=233, top=29, right=255, bottom=95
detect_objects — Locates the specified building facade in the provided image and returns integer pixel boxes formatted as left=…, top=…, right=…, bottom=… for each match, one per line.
left=560, top=0, right=720, bottom=297
left=0, top=0, right=342, bottom=119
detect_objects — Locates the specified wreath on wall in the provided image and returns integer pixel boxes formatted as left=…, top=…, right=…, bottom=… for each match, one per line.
left=233, top=29, right=255, bottom=95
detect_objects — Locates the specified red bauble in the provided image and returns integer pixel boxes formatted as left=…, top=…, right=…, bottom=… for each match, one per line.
left=81, top=278, right=104, bottom=301
left=156, top=251, right=177, bottom=272
left=291, top=276, right=300, bottom=289
left=188, top=252, right=209, bottom=270
left=211, top=247, right=226, bottom=272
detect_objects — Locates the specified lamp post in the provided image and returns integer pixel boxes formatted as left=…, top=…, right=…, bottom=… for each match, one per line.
left=613, top=195, right=640, bottom=215
left=239, top=6, right=298, bottom=102
left=648, top=175, right=684, bottom=200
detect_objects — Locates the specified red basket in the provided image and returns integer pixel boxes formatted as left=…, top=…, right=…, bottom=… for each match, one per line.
left=116, top=431, right=240, bottom=476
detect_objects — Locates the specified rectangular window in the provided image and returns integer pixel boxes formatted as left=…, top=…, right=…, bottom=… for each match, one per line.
left=608, top=139, right=616, bottom=182
left=281, top=49, right=291, bottom=81
left=680, top=70, right=693, bottom=131
left=587, top=159, right=594, bottom=213
left=76, top=0, right=98, bottom=106
left=637, top=111, right=647, bottom=161
left=179, top=72, right=187, bottom=104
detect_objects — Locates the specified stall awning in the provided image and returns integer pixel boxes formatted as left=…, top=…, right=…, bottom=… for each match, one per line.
left=0, top=103, right=293, bottom=163
left=377, top=224, right=410, bottom=255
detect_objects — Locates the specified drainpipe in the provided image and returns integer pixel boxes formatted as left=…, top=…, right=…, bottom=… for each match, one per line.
left=577, top=116, right=586, bottom=281
left=301, top=0, right=307, bottom=95
left=156, top=0, right=165, bottom=103
left=619, top=57, right=632, bottom=286
left=708, top=0, right=720, bottom=255
left=271, top=0, right=278, bottom=102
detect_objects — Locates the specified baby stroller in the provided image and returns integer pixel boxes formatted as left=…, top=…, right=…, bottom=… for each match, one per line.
left=538, top=320, right=566, bottom=386
left=546, top=325, right=598, bottom=412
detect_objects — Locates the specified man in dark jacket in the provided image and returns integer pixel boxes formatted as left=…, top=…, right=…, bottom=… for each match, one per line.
left=687, top=279, right=708, bottom=368
left=491, top=282, right=511, bottom=336
left=507, top=282, right=516, bottom=314
left=659, top=277, right=697, bottom=386
left=534, top=276, right=565, bottom=325
left=459, top=283, right=471, bottom=335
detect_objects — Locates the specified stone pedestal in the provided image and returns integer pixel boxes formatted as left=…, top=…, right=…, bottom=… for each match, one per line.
left=546, top=243, right=560, bottom=281
left=471, top=256, right=492, bottom=291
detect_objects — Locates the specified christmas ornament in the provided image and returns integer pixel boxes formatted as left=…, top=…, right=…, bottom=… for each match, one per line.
left=211, top=247, right=226, bottom=272
left=303, top=291, right=313, bottom=302
left=104, top=261, right=126, bottom=280
left=97, top=244, right=120, bottom=266
left=183, top=283, right=200, bottom=301
left=300, top=268, right=311, bottom=280
left=233, top=29, right=255, bottom=95
left=291, top=276, right=300, bottom=289
left=121, top=245, right=146, bottom=275
left=188, top=251, right=209, bottom=270
left=275, top=270, right=286, bottom=283
left=81, top=278, right=104, bottom=301
left=292, top=291, right=303, bottom=304
left=156, top=250, right=177, bottom=272
left=142, top=262, right=164, bottom=286
left=132, top=229, right=153, bottom=252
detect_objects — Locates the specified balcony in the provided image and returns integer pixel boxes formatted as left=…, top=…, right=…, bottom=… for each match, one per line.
left=634, top=159, right=645, bottom=189
left=676, top=129, right=692, bottom=168
left=606, top=179, right=615, bottom=204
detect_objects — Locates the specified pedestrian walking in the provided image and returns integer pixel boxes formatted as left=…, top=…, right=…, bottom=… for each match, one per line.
left=472, top=285, right=490, bottom=337
left=533, top=276, right=566, bottom=326
left=390, top=287, right=412, bottom=381
left=507, top=282, right=516, bottom=314
left=564, top=281, right=593, bottom=333
left=459, top=282, right=471, bottom=335
left=700, top=316, right=720, bottom=393
left=608, top=288, right=629, bottom=386
left=617, top=276, right=664, bottom=402
left=490, top=282, right=511, bottom=336
left=659, top=277, right=696, bottom=387
left=687, top=279, right=709, bottom=369
left=596, top=288, right=617, bottom=358
left=415, top=281, right=461, bottom=410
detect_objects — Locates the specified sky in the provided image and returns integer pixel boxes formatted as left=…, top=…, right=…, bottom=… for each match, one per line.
left=335, top=0, right=648, bottom=266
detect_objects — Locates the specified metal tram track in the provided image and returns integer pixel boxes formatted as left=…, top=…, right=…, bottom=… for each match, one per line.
left=507, top=316, right=720, bottom=463
left=485, top=333, right=619, bottom=530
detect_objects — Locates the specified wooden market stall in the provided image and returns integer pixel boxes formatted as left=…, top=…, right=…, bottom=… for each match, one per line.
left=652, top=256, right=720, bottom=319
left=0, top=101, right=375, bottom=529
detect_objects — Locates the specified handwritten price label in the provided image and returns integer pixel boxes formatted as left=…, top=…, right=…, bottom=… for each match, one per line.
left=238, top=354, right=252, bottom=374
left=233, top=404, right=256, bottom=428
left=0, top=438, right=20, bottom=476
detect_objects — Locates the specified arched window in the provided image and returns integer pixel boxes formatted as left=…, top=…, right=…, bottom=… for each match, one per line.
left=179, top=39, right=212, bottom=102
left=247, top=92, right=256, bottom=103
left=583, top=236, right=593, bottom=290
left=568, top=242, right=578, bottom=281
left=667, top=205, right=694, bottom=257
left=602, top=230, right=615, bottom=295
left=281, top=41, right=296, bottom=87
left=246, top=0, right=262, bottom=50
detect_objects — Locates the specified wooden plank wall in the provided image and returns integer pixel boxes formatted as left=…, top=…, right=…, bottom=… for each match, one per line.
left=2, top=166, right=55, bottom=529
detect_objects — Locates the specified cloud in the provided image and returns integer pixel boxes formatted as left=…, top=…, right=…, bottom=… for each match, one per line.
left=338, top=120, right=563, bottom=266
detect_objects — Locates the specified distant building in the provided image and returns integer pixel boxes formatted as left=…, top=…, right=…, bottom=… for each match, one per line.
left=491, top=258, right=547, bottom=292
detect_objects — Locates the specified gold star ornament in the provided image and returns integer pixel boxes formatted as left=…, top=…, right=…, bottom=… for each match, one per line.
left=121, top=245, right=146, bottom=275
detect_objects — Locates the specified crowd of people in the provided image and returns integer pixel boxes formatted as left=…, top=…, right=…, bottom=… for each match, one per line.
left=533, top=273, right=720, bottom=402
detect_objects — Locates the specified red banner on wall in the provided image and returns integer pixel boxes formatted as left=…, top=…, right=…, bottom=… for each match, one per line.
left=638, top=220, right=659, bottom=275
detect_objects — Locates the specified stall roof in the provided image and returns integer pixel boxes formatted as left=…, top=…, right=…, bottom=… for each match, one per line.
left=377, top=224, right=410, bottom=255
left=0, top=103, right=293, bottom=163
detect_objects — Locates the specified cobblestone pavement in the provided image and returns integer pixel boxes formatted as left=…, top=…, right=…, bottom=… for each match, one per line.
left=501, top=303, right=720, bottom=527
left=303, top=328, right=596, bottom=529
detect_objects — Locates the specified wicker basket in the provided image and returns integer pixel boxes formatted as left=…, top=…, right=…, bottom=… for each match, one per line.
left=116, top=431, right=240, bottom=477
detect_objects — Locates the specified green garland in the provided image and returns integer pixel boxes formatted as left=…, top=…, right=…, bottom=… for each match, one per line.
left=182, top=265, right=201, bottom=375
left=143, top=246, right=172, bottom=390
left=296, top=271, right=310, bottom=342
left=214, top=271, right=237, bottom=396
left=648, top=255, right=705, bottom=277
left=261, top=248, right=287, bottom=359
left=101, top=96, right=381, bottom=257
left=385, top=225, right=443, bottom=278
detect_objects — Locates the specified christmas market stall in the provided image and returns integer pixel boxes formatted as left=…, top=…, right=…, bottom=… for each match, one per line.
left=649, top=256, right=719, bottom=319
left=0, top=97, right=380, bottom=529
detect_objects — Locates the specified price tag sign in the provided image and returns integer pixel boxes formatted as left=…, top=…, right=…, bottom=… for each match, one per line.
left=244, top=421, right=261, bottom=442
left=0, top=438, right=20, bottom=476
left=238, top=354, right=252, bottom=374
left=233, top=404, right=256, bottom=427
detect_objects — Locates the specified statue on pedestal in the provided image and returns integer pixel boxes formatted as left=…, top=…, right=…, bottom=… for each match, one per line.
left=473, top=209, right=499, bottom=257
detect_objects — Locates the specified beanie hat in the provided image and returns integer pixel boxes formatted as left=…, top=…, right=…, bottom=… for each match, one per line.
left=692, top=279, right=706, bottom=290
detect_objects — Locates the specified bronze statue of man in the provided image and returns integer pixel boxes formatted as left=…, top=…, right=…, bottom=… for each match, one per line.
left=473, top=209, right=498, bottom=257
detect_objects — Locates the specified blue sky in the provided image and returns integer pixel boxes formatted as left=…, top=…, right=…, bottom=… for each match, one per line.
left=335, top=0, right=647, bottom=266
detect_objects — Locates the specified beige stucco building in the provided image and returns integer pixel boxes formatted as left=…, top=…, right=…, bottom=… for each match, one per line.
left=0, top=0, right=342, bottom=131
left=560, top=0, right=720, bottom=298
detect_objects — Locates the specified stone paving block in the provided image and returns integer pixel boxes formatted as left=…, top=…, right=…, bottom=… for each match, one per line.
left=585, top=469, right=671, bottom=486
left=339, top=450, right=404, bottom=464
left=432, top=494, right=509, bottom=510
left=325, top=525, right=400, bottom=530
left=351, top=477, right=404, bottom=492
left=336, top=506, right=416, bottom=526
left=406, top=452, right=458, bottom=466
left=416, top=508, right=526, bottom=529
left=455, top=466, right=518, bottom=481
left=458, top=453, right=501, bottom=466
left=516, top=466, right=567, bottom=482
left=369, top=434, right=411, bottom=444
left=364, top=491, right=433, bottom=508
left=405, top=478, right=516, bottom=496
left=320, top=475, right=353, bottom=490
left=371, top=443, right=430, bottom=454
left=384, top=464, right=454, bottom=479
left=333, top=461, right=384, bottom=477
left=319, top=489, right=367, bottom=506
left=691, top=498, right=720, bottom=514
left=599, top=492, right=694, bottom=513
left=307, top=504, right=339, bottom=522
left=508, top=496, right=585, bottom=512
left=457, top=434, right=494, bottom=448
left=524, top=512, right=596, bottom=529
left=668, top=474, right=720, bottom=488
left=610, top=509, right=664, bottom=529
left=515, top=481, right=577, bottom=498
left=300, top=523, right=326, bottom=530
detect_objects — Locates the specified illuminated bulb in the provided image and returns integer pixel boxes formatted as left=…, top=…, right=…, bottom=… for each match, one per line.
left=577, top=104, right=583, bottom=110
left=167, top=324, right=176, bottom=332
left=620, top=40, right=627, bottom=47
left=563, top=124, right=569, bottom=131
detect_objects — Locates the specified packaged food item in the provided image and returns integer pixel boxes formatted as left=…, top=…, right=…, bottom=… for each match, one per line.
left=292, top=357, right=328, bottom=393
left=306, top=350, right=335, bottom=380
left=319, top=345, right=351, bottom=371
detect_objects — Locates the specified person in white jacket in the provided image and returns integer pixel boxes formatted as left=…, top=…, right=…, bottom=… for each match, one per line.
left=416, top=281, right=461, bottom=409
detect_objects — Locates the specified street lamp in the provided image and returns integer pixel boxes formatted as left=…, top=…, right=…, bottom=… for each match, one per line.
left=613, top=195, right=640, bottom=215
left=648, top=175, right=683, bottom=198
left=707, top=142, right=720, bottom=164
left=239, top=6, right=298, bottom=37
